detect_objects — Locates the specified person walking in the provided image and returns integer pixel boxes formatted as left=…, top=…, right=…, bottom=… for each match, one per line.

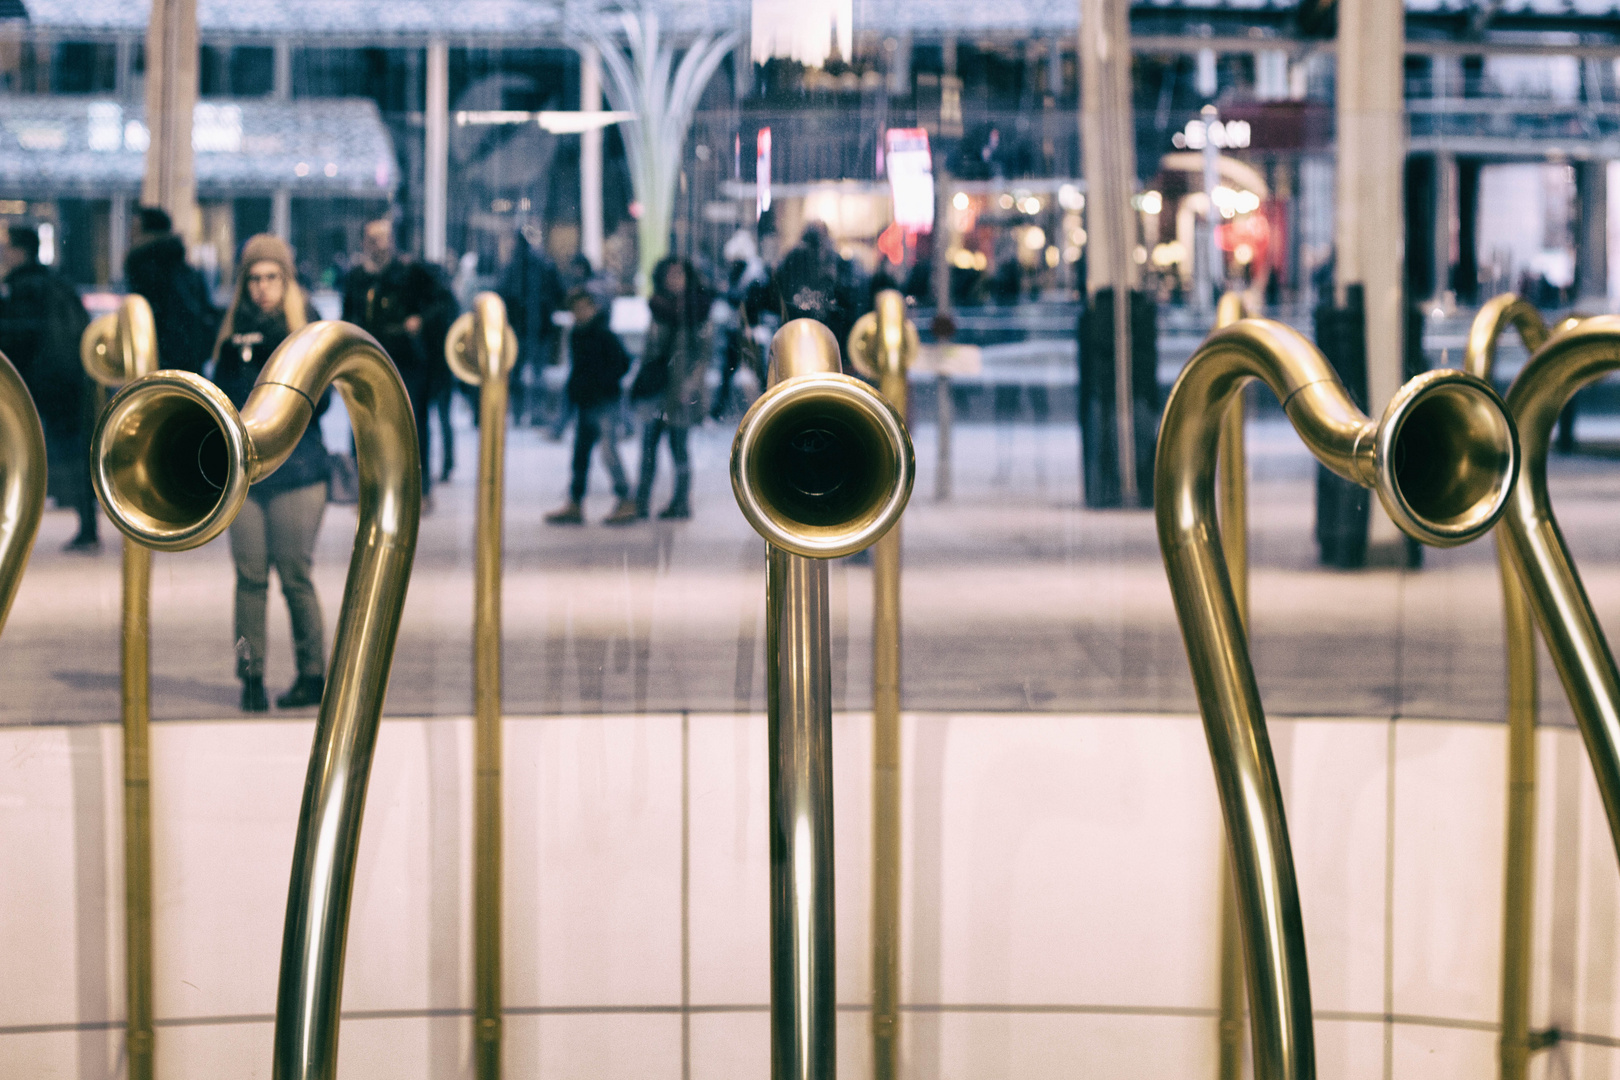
left=544, top=287, right=637, bottom=525
left=497, top=223, right=566, bottom=427
left=211, top=235, right=330, bottom=713
left=628, top=257, right=712, bottom=522
left=0, top=225, right=97, bottom=551
left=125, top=206, right=218, bottom=374
left=341, top=217, right=454, bottom=505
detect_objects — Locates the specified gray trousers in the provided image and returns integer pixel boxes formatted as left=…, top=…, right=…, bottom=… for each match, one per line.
left=228, top=481, right=328, bottom=679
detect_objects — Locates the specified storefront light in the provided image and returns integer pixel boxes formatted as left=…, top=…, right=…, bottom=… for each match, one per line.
left=952, top=191, right=970, bottom=211
left=1019, top=196, right=1041, bottom=215
left=1058, top=184, right=1084, bottom=211
left=998, top=193, right=1015, bottom=210
left=1138, top=190, right=1163, bottom=215
left=1023, top=226, right=1046, bottom=250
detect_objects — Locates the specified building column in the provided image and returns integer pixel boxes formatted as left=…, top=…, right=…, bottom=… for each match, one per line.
left=1434, top=151, right=1458, bottom=302
left=1335, top=0, right=1406, bottom=413
left=1457, top=157, right=1481, bottom=302
left=109, top=197, right=129, bottom=285
left=1080, top=0, right=1142, bottom=502
left=142, top=0, right=199, bottom=239
left=580, top=44, right=604, bottom=270
left=423, top=39, right=449, bottom=265
left=273, top=38, right=291, bottom=101
left=271, top=188, right=291, bottom=243
left=1577, top=160, right=1609, bottom=306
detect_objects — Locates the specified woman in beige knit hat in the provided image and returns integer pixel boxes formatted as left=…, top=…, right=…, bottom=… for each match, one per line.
left=209, top=234, right=331, bottom=712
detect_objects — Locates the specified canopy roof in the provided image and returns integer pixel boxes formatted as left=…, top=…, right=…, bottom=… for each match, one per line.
left=3, top=0, right=1619, bottom=41
left=0, top=96, right=398, bottom=197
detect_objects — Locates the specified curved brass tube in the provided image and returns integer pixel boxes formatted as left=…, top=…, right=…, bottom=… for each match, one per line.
left=0, top=349, right=46, bottom=631
left=1156, top=318, right=1519, bottom=1080
left=846, top=290, right=917, bottom=1080
left=1462, top=295, right=1553, bottom=1080
left=732, top=319, right=913, bottom=1080
left=91, top=320, right=420, bottom=1080
left=446, top=292, right=516, bottom=1080
left=1211, top=291, right=1254, bottom=1080
left=1498, top=316, right=1620, bottom=958
left=81, top=294, right=160, bottom=1080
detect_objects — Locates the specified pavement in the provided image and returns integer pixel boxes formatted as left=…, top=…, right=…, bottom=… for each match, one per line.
left=5, top=395, right=1620, bottom=728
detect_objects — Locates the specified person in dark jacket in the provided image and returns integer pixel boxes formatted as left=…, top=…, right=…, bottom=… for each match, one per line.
left=545, top=288, right=636, bottom=525
left=211, top=234, right=330, bottom=713
left=0, top=225, right=97, bottom=551
left=124, top=206, right=218, bottom=374
left=628, top=256, right=713, bottom=522
left=341, top=217, right=454, bottom=503
left=497, top=224, right=566, bottom=427
left=750, top=220, right=864, bottom=354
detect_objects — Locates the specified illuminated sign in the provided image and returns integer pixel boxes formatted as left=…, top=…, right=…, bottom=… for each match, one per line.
left=757, top=127, right=772, bottom=219
left=1172, top=118, right=1252, bottom=151
left=884, top=127, right=934, bottom=232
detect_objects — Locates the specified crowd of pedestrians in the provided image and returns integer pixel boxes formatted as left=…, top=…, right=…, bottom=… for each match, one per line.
left=0, top=208, right=878, bottom=710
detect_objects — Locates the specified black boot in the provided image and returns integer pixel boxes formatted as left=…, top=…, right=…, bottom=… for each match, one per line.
left=240, top=675, right=269, bottom=713
left=276, top=674, right=325, bottom=709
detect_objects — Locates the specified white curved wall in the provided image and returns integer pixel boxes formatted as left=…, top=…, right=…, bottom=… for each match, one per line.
left=1, top=711, right=1616, bottom=1078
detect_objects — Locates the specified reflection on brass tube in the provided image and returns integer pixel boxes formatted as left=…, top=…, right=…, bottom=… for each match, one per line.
left=1461, top=294, right=1552, bottom=1080
left=732, top=319, right=914, bottom=1080
left=446, top=293, right=518, bottom=1080
left=847, top=291, right=919, bottom=1080
left=1211, top=290, right=1252, bottom=1080
left=1497, top=318, right=1620, bottom=1048
left=91, top=321, right=420, bottom=1080
left=0, top=349, right=44, bottom=633
left=1156, top=318, right=1518, bottom=1080
left=80, top=294, right=159, bottom=1080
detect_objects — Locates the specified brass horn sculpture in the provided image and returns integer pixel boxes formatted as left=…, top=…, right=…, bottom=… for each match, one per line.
left=0, top=349, right=46, bottom=630
left=1211, top=290, right=1254, bottom=1080
left=1493, top=315, right=1620, bottom=1074
left=1461, top=294, right=1557, bottom=1080
left=81, top=294, right=160, bottom=1080
left=91, top=320, right=420, bottom=1080
left=846, top=289, right=918, bottom=1080
left=445, top=292, right=517, bottom=1080
left=1156, top=319, right=1519, bottom=1080
left=731, top=318, right=914, bottom=1080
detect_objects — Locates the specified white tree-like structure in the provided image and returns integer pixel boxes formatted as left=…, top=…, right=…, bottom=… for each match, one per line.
left=570, top=4, right=739, bottom=293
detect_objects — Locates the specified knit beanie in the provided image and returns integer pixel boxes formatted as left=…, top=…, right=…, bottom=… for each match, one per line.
left=239, top=233, right=295, bottom=281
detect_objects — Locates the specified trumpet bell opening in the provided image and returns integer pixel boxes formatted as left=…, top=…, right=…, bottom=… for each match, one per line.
left=92, top=372, right=250, bottom=552
left=732, top=374, right=914, bottom=558
left=1378, top=370, right=1518, bottom=548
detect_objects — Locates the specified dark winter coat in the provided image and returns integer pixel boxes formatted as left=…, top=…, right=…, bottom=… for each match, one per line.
left=0, top=259, right=90, bottom=432
left=212, top=306, right=330, bottom=498
left=125, top=233, right=219, bottom=373
left=341, top=258, right=455, bottom=391
left=566, top=310, right=631, bottom=409
left=632, top=305, right=713, bottom=428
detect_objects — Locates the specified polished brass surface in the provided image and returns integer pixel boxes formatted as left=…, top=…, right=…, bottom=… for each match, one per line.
left=0, top=349, right=45, bottom=635
left=446, top=293, right=517, bottom=1080
left=81, top=294, right=160, bottom=1080
left=1462, top=294, right=1553, bottom=1080
left=91, top=321, right=420, bottom=1080
left=1496, top=319, right=1620, bottom=1035
left=1156, top=318, right=1519, bottom=1080
left=732, top=320, right=914, bottom=560
left=1212, top=290, right=1252, bottom=1080
left=732, top=319, right=914, bottom=1080
left=847, top=291, right=917, bottom=1080
left=81, top=294, right=158, bottom=389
